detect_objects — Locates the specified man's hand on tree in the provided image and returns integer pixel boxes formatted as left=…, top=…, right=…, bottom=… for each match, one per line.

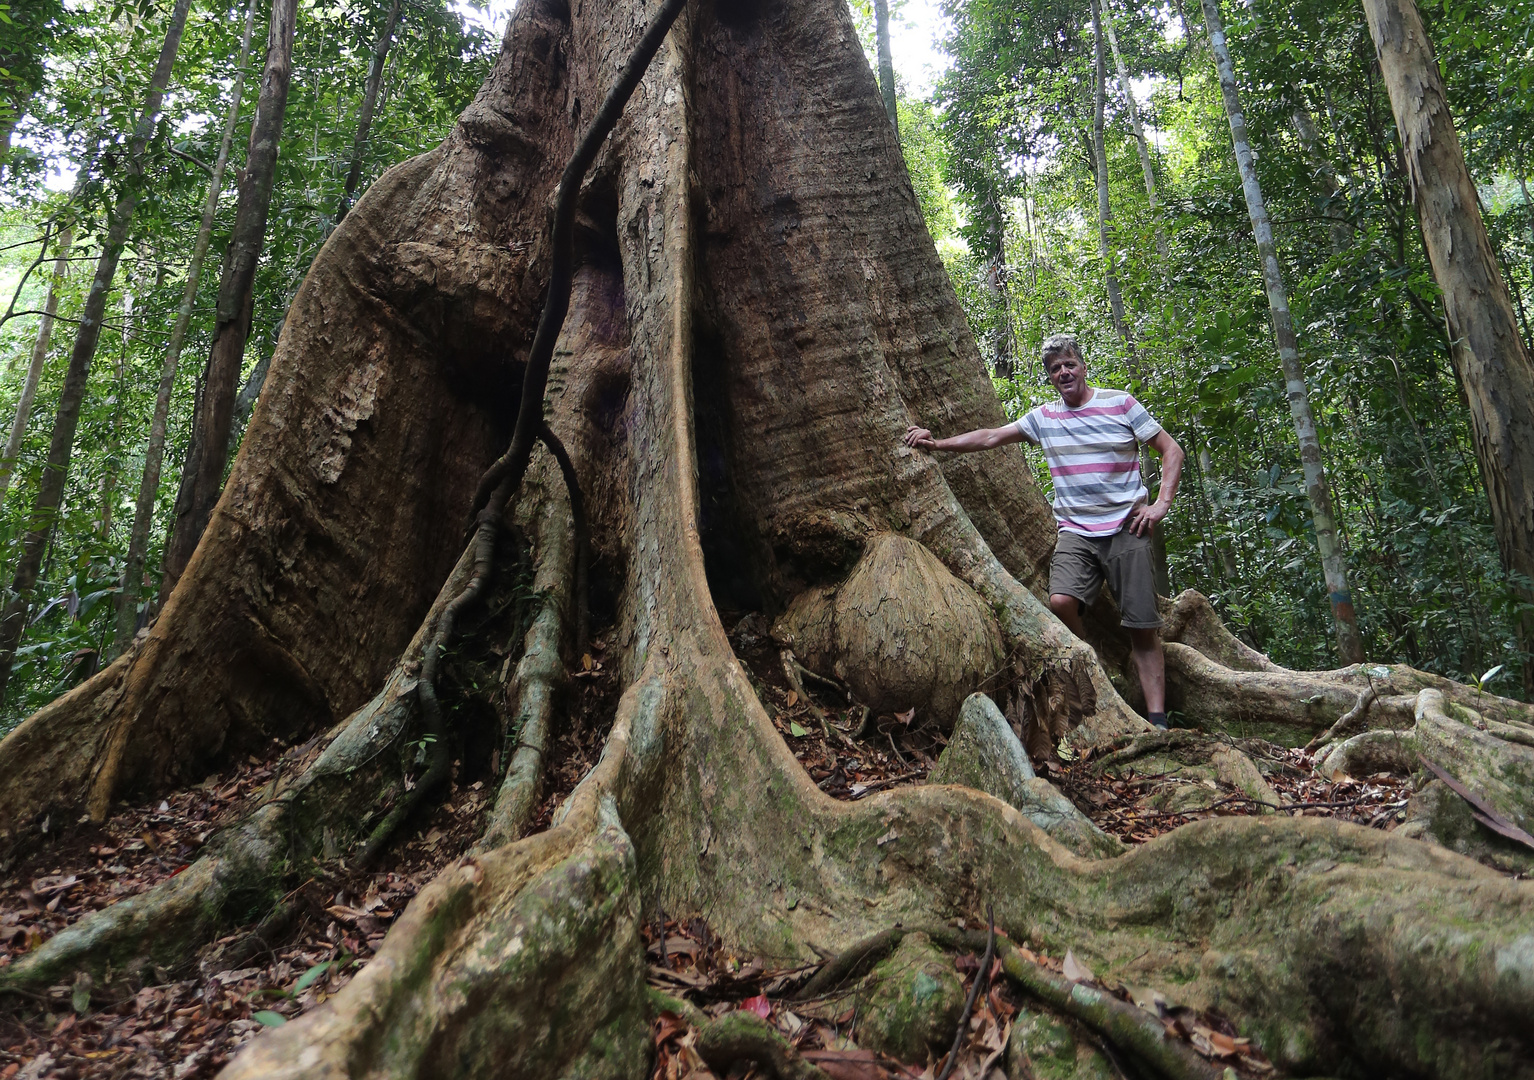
left=1127, top=499, right=1169, bottom=537
left=904, top=425, right=938, bottom=450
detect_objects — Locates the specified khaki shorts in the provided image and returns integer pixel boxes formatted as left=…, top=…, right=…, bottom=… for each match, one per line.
left=1049, top=528, right=1162, bottom=629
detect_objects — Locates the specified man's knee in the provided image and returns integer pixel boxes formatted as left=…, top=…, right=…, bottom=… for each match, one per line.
left=1049, top=593, right=1080, bottom=620
left=1128, top=626, right=1161, bottom=654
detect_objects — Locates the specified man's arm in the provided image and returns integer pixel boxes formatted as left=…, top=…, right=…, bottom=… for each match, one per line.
left=1126, top=428, right=1185, bottom=537
left=904, top=422, right=1027, bottom=453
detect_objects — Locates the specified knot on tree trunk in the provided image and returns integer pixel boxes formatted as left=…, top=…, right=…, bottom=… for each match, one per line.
left=772, top=533, right=1004, bottom=731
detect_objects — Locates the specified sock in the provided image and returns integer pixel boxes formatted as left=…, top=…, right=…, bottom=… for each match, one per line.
left=1148, top=711, right=1168, bottom=730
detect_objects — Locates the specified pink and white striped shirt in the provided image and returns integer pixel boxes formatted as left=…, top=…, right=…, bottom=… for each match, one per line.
left=1013, top=388, right=1163, bottom=537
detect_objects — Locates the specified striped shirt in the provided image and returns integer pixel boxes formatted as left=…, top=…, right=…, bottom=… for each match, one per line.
left=1014, top=388, right=1163, bottom=537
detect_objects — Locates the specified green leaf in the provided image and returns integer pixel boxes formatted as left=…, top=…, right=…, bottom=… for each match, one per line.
left=292, top=961, right=331, bottom=994
left=788, top=722, right=809, bottom=738
left=1479, top=664, right=1505, bottom=685
left=252, top=1010, right=288, bottom=1027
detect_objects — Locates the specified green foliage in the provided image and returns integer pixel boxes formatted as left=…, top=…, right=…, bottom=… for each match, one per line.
left=0, top=0, right=496, bottom=732
left=917, top=0, right=1531, bottom=684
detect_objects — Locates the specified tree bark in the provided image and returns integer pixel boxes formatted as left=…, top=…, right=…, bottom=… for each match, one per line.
left=0, top=2, right=1531, bottom=1077
left=0, top=217, right=73, bottom=504
left=1360, top=0, right=1534, bottom=690
left=158, top=0, right=297, bottom=601
left=873, top=0, right=898, bottom=142
left=1199, top=0, right=1364, bottom=664
left=335, top=0, right=403, bottom=224
left=112, top=0, right=259, bottom=656
left=0, top=0, right=195, bottom=705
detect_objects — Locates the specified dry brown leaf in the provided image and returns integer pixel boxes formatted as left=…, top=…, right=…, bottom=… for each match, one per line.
left=1061, top=949, right=1094, bottom=984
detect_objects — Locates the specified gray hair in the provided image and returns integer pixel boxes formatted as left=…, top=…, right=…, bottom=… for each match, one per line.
left=1041, top=333, right=1083, bottom=366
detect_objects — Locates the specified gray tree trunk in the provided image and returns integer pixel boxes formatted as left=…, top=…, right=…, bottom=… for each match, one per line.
left=160, top=0, right=297, bottom=602
left=336, top=0, right=403, bottom=223
left=0, top=217, right=73, bottom=504
left=1102, top=3, right=1168, bottom=260
left=1200, top=0, right=1365, bottom=664
left=1361, top=0, right=1534, bottom=689
left=0, top=0, right=195, bottom=704
left=873, top=0, right=898, bottom=141
left=112, top=0, right=259, bottom=655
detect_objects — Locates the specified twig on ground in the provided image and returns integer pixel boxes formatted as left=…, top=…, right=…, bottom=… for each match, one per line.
left=937, top=904, right=995, bottom=1080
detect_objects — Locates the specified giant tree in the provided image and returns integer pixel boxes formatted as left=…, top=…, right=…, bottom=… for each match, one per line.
left=1361, top=0, right=1534, bottom=689
left=0, top=0, right=1531, bottom=1076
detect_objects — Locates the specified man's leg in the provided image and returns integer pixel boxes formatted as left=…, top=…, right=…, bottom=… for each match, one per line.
left=1049, top=593, right=1089, bottom=638
left=1128, top=626, right=1166, bottom=718
left=1106, top=528, right=1168, bottom=728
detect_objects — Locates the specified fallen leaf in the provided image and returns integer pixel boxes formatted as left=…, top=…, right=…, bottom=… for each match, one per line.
left=740, top=994, right=771, bottom=1018
left=1062, top=949, right=1094, bottom=984
left=251, top=1010, right=288, bottom=1028
left=786, top=691, right=799, bottom=707
left=896, top=708, right=915, bottom=725
left=789, top=722, right=809, bottom=738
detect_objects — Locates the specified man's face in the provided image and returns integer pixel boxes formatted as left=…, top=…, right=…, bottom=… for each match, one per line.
left=1045, top=351, right=1087, bottom=402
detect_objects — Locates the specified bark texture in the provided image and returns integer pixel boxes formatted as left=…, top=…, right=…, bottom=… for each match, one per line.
left=1200, top=0, right=1364, bottom=664
left=159, top=0, right=298, bottom=600
left=0, top=1, right=1530, bottom=1077
left=1360, top=0, right=1534, bottom=689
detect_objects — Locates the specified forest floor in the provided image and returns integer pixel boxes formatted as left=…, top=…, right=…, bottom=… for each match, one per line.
left=0, top=613, right=1433, bottom=1078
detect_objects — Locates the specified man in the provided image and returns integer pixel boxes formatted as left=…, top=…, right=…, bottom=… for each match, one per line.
left=904, top=333, right=1185, bottom=730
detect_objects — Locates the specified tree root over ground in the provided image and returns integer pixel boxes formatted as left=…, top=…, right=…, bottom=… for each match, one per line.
left=1, top=0, right=1532, bottom=1075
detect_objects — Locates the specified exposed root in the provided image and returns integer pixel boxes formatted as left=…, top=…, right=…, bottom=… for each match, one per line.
left=1305, top=685, right=1378, bottom=752
left=696, top=1010, right=831, bottom=1080
left=479, top=473, right=575, bottom=851
left=536, top=421, right=590, bottom=659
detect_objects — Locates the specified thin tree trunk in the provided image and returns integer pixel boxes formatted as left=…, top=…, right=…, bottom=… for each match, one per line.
left=982, top=197, right=1013, bottom=379
left=336, top=0, right=402, bottom=224
left=1292, top=102, right=1352, bottom=254
left=1102, top=2, right=1168, bottom=260
left=160, top=0, right=297, bottom=602
left=1090, top=0, right=1133, bottom=360
left=113, top=0, right=257, bottom=655
left=1361, top=0, right=1534, bottom=689
left=0, top=0, right=195, bottom=704
left=99, top=288, right=133, bottom=538
left=1091, top=0, right=1169, bottom=594
left=0, top=218, right=73, bottom=504
left=1200, top=0, right=1364, bottom=664
left=872, top=0, right=898, bottom=141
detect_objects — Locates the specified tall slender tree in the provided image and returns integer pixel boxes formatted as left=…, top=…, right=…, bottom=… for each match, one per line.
left=1360, top=0, right=1534, bottom=688
left=1101, top=1, right=1167, bottom=260
left=336, top=0, right=404, bottom=224
left=0, top=0, right=196, bottom=703
left=0, top=212, right=74, bottom=503
left=160, top=0, right=298, bottom=600
left=1089, top=0, right=1133, bottom=362
left=113, top=0, right=260, bottom=654
left=1199, top=0, right=1363, bottom=663
left=873, top=0, right=898, bottom=140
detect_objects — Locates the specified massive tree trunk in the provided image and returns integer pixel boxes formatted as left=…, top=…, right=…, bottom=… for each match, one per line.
left=1360, top=0, right=1534, bottom=692
left=335, top=0, right=404, bottom=224
left=113, top=0, right=260, bottom=656
left=158, top=0, right=298, bottom=600
left=1199, top=0, right=1364, bottom=664
left=0, top=0, right=1531, bottom=1076
left=0, top=0, right=194, bottom=704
